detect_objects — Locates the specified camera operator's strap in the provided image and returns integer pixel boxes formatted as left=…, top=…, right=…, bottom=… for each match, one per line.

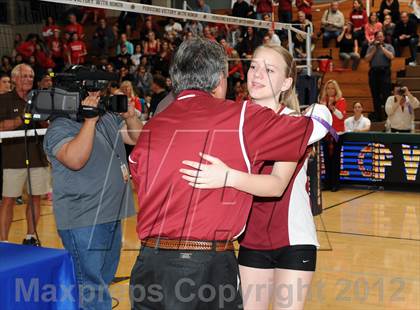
left=80, top=105, right=100, bottom=118
left=50, top=88, right=55, bottom=113
left=96, top=122, right=129, bottom=183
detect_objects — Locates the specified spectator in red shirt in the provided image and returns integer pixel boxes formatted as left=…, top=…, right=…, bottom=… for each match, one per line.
left=227, top=49, right=245, bottom=99
left=34, top=43, right=55, bottom=70
left=233, top=80, right=245, bottom=103
left=296, top=0, right=313, bottom=21
left=320, top=79, right=347, bottom=192
left=349, top=0, right=368, bottom=45
left=13, top=33, right=23, bottom=50
left=256, top=0, right=273, bottom=20
left=49, top=29, right=62, bottom=59
left=64, top=13, right=84, bottom=39
left=49, top=29, right=64, bottom=70
left=15, top=34, right=37, bottom=60
left=365, top=12, right=383, bottom=44
left=128, top=37, right=331, bottom=310
left=68, top=33, right=87, bottom=65
left=42, top=17, right=60, bottom=43
left=219, top=37, right=233, bottom=56
left=278, top=0, right=293, bottom=23
left=143, top=31, right=161, bottom=57
left=228, top=50, right=245, bottom=81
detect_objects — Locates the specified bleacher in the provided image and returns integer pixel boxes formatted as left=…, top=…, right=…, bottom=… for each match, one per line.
left=306, top=0, right=415, bottom=114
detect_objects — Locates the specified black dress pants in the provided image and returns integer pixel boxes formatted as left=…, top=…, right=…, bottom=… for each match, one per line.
left=130, top=246, right=242, bottom=310
left=369, top=66, right=391, bottom=121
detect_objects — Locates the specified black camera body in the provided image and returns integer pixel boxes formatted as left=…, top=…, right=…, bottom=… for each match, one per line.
left=396, top=86, right=407, bottom=96
left=27, top=66, right=128, bottom=121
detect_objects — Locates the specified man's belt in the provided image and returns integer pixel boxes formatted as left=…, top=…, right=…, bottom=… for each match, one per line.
left=141, top=238, right=235, bottom=252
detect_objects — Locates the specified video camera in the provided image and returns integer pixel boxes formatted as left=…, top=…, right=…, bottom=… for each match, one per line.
left=27, top=66, right=128, bottom=121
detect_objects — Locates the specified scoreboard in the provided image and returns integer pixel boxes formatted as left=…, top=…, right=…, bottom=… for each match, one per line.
left=323, top=132, right=420, bottom=187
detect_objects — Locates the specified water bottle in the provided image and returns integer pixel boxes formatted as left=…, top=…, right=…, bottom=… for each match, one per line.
left=411, top=121, right=416, bottom=133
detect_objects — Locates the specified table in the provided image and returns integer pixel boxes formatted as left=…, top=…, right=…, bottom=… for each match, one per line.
left=0, top=242, right=79, bottom=310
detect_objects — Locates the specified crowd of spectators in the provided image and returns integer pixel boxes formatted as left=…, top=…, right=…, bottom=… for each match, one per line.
left=0, top=0, right=417, bottom=130
left=0, top=0, right=417, bottom=129
left=0, top=1, right=286, bottom=117
left=318, top=0, right=418, bottom=67
left=0, top=0, right=417, bottom=210
left=0, top=0, right=417, bottom=103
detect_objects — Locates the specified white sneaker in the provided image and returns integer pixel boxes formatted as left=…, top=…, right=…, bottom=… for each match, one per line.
left=408, top=61, right=417, bottom=66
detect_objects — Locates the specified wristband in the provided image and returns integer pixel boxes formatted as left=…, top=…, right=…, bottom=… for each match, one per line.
left=80, top=105, right=100, bottom=119
left=311, top=115, right=339, bottom=141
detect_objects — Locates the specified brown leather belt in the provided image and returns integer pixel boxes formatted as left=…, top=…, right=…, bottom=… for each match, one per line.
left=141, top=238, right=235, bottom=252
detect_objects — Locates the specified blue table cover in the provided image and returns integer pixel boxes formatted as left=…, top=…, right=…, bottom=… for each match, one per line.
left=0, top=242, right=79, bottom=310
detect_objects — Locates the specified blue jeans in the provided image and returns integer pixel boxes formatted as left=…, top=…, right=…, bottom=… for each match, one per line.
left=322, top=30, right=341, bottom=47
left=393, top=37, right=419, bottom=63
left=58, top=221, right=122, bottom=310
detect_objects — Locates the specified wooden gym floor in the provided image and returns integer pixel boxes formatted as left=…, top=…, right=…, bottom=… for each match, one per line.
left=7, top=188, right=420, bottom=309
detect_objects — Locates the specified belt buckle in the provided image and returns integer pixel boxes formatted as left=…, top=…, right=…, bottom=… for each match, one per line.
left=212, top=240, right=217, bottom=251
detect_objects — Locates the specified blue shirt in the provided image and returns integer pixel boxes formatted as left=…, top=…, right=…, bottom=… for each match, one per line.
left=44, top=113, right=135, bottom=230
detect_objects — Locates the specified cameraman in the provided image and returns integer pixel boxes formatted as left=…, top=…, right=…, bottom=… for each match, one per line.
left=385, top=84, right=419, bottom=132
left=365, top=31, right=395, bottom=122
left=43, top=91, right=142, bottom=309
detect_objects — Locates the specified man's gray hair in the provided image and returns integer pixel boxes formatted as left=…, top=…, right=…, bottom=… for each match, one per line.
left=169, top=37, right=228, bottom=95
left=11, top=64, right=33, bottom=79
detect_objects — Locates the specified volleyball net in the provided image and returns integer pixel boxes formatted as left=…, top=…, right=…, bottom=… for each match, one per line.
left=40, top=0, right=314, bottom=75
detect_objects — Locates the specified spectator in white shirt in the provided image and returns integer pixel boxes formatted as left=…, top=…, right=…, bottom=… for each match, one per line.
left=131, top=44, right=142, bottom=68
left=345, top=102, right=371, bottom=132
left=409, top=0, right=420, bottom=22
left=267, top=29, right=281, bottom=46
left=164, top=18, right=183, bottom=36
left=385, top=85, right=420, bottom=132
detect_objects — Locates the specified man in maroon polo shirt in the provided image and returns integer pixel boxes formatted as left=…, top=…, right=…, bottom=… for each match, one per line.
left=129, top=37, right=330, bottom=309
